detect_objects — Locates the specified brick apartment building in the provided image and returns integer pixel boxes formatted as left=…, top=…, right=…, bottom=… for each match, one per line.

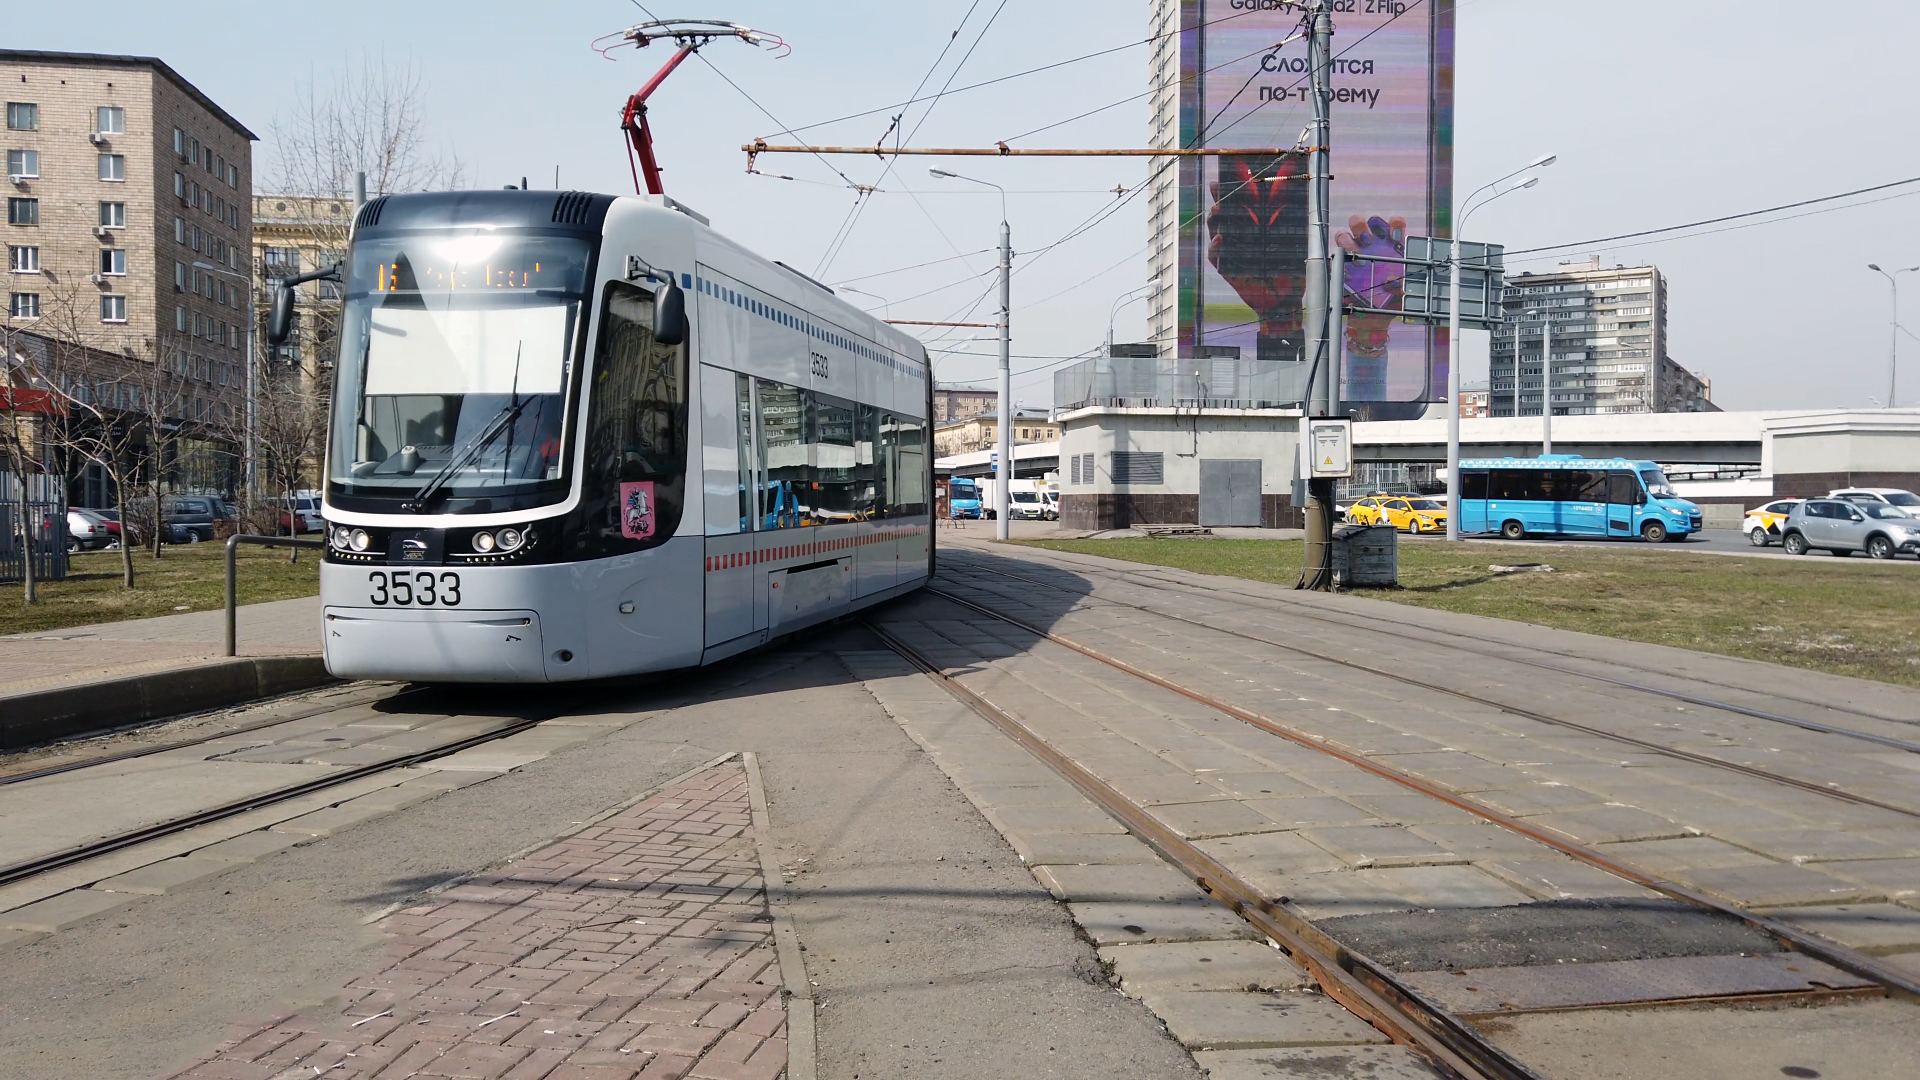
left=3, top=50, right=256, bottom=498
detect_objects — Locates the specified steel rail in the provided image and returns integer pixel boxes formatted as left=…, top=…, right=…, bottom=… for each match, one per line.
left=0, top=708, right=555, bottom=889
left=946, top=559, right=1920, bottom=813
left=862, top=616, right=1539, bottom=1080
left=905, top=587, right=1920, bottom=1000
left=0, top=685, right=420, bottom=787
left=961, top=547, right=1920, bottom=733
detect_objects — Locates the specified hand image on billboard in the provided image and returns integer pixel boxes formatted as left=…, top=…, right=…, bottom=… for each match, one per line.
left=1336, top=214, right=1407, bottom=359
left=1206, top=155, right=1308, bottom=361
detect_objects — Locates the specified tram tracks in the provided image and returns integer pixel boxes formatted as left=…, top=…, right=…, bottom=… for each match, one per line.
left=865, top=586, right=1920, bottom=1002
left=0, top=691, right=559, bottom=890
left=943, top=555, right=1920, bottom=818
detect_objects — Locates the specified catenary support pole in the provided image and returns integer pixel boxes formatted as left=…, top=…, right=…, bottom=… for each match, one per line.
left=996, top=218, right=1012, bottom=540
left=1300, top=0, right=1336, bottom=589
left=1446, top=234, right=1463, bottom=542
left=1329, top=246, right=1346, bottom=418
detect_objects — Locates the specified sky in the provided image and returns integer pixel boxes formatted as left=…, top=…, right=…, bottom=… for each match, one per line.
left=16, top=0, right=1920, bottom=412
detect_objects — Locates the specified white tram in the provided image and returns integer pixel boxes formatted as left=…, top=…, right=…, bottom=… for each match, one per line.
left=304, top=190, right=933, bottom=682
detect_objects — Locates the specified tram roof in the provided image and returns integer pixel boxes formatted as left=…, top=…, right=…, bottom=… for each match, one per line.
left=1457, top=455, right=1656, bottom=469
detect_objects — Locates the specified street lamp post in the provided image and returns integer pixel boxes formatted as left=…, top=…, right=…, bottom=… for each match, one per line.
left=1446, top=154, right=1554, bottom=542
left=1868, top=263, right=1918, bottom=408
left=931, top=168, right=1012, bottom=539
left=195, top=260, right=256, bottom=514
left=839, top=286, right=891, bottom=321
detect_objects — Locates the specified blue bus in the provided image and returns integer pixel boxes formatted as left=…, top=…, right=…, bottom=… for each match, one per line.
left=1457, top=455, right=1703, bottom=542
left=948, top=477, right=982, bottom=519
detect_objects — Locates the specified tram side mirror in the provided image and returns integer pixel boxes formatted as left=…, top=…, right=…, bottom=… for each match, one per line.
left=652, top=281, right=686, bottom=346
left=266, top=284, right=296, bottom=346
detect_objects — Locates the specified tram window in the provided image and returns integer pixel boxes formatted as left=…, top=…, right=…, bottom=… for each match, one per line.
left=581, top=281, right=686, bottom=551
left=758, top=379, right=807, bottom=529
left=894, top=415, right=927, bottom=516
left=856, top=403, right=884, bottom=519
left=813, top=392, right=859, bottom=523
left=735, top=373, right=755, bottom=530
left=699, top=363, right=746, bottom=535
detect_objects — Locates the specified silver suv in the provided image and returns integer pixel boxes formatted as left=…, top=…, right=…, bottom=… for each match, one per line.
left=1782, top=498, right=1920, bottom=559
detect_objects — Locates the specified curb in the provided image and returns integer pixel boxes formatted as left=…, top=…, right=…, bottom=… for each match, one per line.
left=0, top=655, right=336, bottom=750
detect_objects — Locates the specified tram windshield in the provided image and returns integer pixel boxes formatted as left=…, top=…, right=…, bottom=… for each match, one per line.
left=329, top=232, right=592, bottom=509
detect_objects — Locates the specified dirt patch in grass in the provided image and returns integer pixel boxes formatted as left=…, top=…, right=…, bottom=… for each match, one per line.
left=1010, top=537, right=1920, bottom=689
left=0, top=543, right=320, bottom=637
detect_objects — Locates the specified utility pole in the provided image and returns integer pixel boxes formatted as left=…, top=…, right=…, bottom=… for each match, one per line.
left=996, top=217, right=1012, bottom=540
left=1445, top=233, right=1463, bottom=541
left=1299, top=0, right=1335, bottom=589
left=1869, top=263, right=1916, bottom=408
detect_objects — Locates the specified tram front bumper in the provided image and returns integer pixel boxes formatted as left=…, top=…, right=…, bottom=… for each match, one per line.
left=323, top=606, right=549, bottom=683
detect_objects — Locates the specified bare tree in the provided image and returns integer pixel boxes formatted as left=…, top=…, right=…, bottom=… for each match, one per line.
left=1, top=324, right=48, bottom=604
left=268, top=54, right=464, bottom=203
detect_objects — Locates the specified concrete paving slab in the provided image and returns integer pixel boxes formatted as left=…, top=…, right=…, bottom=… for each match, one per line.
left=1598, top=835, right=1777, bottom=875
left=1353, top=866, right=1534, bottom=910
left=2, top=889, right=137, bottom=932
left=1297, top=826, right=1464, bottom=869
left=267, top=800, right=397, bottom=837
left=1823, top=858, right=1920, bottom=901
left=1264, top=874, right=1412, bottom=920
left=1070, top=899, right=1260, bottom=945
left=1477, top=858, right=1659, bottom=902
left=1197, top=831, right=1349, bottom=879
left=189, top=830, right=306, bottom=863
left=1247, top=797, right=1386, bottom=829
left=1288, top=769, right=1413, bottom=799
left=1100, top=941, right=1310, bottom=994
left=1722, top=829, right=1917, bottom=864
left=1006, top=831, right=1165, bottom=867
left=1192, top=1046, right=1441, bottom=1080
left=1204, top=772, right=1325, bottom=799
left=962, top=781, right=1097, bottom=809
left=419, top=746, right=548, bottom=772
left=1406, top=823, right=1561, bottom=860
left=1105, top=771, right=1243, bottom=805
left=940, top=762, right=1062, bottom=788
left=1140, top=990, right=1390, bottom=1050
left=1755, top=903, right=1920, bottom=955
left=93, top=857, right=235, bottom=895
left=1682, top=862, right=1880, bottom=907
left=1035, top=862, right=1207, bottom=903
left=1153, top=799, right=1291, bottom=839
left=1473, top=784, right=1612, bottom=817
left=981, top=803, right=1129, bottom=835
left=1527, top=805, right=1690, bottom=845
left=1332, top=793, right=1483, bottom=826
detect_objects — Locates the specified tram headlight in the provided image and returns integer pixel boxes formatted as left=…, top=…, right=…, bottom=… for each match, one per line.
left=471, top=531, right=495, bottom=553
left=495, top=527, right=524, bottom=552
left=348, top=528, right=371, bottom=552
left=330, top=525, right=352, bottom=550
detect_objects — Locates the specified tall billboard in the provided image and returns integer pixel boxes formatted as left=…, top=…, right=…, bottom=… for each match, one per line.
left=1178, top=0, right=1454, bottom=419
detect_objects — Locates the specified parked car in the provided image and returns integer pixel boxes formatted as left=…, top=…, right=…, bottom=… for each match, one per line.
left=1829, top=487, right=1920, bottom=511
left=65, top=509, right=114, bottom=553
left=1347, top=494, right=1449, bottom=534
left=281, top=491, right=324, bottom=534
left=1781, top=498, right=1920, bottom=559
left=1742, top=499, right=1801, bottom=546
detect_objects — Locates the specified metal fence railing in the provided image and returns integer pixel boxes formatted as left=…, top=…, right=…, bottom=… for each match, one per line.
left=0, top=474, right=67, bottom=584
left=1054, top=355, right=1311, bottom=413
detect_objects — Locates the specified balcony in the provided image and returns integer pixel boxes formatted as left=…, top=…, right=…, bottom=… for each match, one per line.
left=1054, top=355, right=1309, bottom=412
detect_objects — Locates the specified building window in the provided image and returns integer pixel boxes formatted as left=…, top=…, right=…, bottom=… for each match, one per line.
left=98, top=154, right=125, bottom=182
left=7, top=197, right=37, bottom=225
left=8, top=245, right=37, bottom=273
left=175, top=304, right=187, bottom=331
left=101, top=295, right=127, bottom=323
left=226, top=163, right=238, bottom=187
left=5, top=103, right=35, bottom=131
left=174, top=261, right=185, bottom=289
left=9, top=292, right=40, bottom=318
left=174, top=172, right=185, bottom=200
left=174, top=216, right=185, bottom=243
left=6, top=149, right=38, bottom=179
left=96, top=106, right=125, bottom=135
left=99, top=201, right=125, bottom=228
left=174, top=128, right=185, bottom=156
left=101, top=248, right=126, bottom=276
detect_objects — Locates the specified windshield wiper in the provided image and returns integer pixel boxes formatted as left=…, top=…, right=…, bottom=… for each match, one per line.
left=402, top=347, right=526, bottom=513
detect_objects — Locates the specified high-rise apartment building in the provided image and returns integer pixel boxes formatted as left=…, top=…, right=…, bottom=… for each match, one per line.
left=1491, top=259, right=1714, bottom=416
left=2, top=50, right=255, bottom=446
left=1144, top=0, right=1181, bottom=358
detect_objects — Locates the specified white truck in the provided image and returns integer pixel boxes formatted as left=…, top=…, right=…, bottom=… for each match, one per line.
left=978, top=478, right=1055, bottom=521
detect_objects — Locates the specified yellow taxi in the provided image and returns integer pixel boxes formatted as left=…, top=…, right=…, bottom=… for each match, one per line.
left=1742, top=498, right=1800, bottom=546
left=1346, top=494, right=1449, bottom=533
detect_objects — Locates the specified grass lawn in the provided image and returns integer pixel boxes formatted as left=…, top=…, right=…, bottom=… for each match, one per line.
left=1010, top=537, right=1920, bottom=689
left=0, top=542, right=321, bottom=637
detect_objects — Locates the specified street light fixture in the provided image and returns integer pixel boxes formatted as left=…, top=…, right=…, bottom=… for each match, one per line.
left=839, top=286, right=891, bottom=321
left=1868, top=263, right=1919, bottom=408
left=1446, top=155, right=1554, bottom=542
left=929, top=167, right=1013, bottom=539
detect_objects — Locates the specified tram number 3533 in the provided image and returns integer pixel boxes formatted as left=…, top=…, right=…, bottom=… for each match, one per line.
left=368, top=570, right=462, bottom=607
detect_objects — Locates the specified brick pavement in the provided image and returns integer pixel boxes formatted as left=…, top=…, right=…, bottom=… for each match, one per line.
left=168, top=760, right=789, bottom=1080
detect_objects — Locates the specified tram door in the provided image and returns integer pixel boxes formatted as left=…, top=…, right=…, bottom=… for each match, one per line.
left=701, top=367, right=761, bottom=647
